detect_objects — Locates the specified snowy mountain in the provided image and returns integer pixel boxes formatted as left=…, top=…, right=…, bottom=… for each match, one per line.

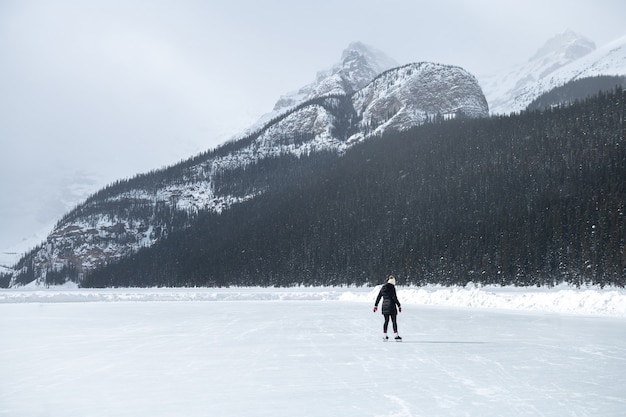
left=351, top=63, right=488, bottom=138
left=481, top=30, right=626, bottom=114
left=246, top=42, right=399, bottom=133
left=6, top=48, right=488, bottom=287
left=273, top=42, right=398, bottom=114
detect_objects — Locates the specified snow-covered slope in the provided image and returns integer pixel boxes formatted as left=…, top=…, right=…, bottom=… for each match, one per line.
left=8, top=52, right=488, bottom=287
left=352, top=63, right=488, bottom=139
left=274, top=42, right=398, bottom=113
left=2, top=284, right=624, bottom=317
left=481, top=30, right=626, bottom=114
left=248, top=42, right=398, bottom=133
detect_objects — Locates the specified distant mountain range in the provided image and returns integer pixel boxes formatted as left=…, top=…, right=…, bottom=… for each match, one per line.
left=260, top=31, right=626, bottom=123
left=5, top=43, right=488, bottom=287
left=71, top=88, right=626, bottom=289
left=4, top=32, right=626, bottom=288
left=480, top=30, right=626, bottom=114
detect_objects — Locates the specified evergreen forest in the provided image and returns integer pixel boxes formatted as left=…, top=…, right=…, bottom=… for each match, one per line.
left=79, top=88, right=626, bottom=288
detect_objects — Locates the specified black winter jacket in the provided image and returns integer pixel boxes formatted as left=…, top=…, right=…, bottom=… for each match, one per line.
left=375, top=283, right=401, bottom=315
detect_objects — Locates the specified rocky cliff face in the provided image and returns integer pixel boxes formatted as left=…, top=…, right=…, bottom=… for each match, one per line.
left=254, top=42, right=399, bottom=130
left=9, top=50, right=488, bottom=287
left=352, top=63, right=488, bottom=138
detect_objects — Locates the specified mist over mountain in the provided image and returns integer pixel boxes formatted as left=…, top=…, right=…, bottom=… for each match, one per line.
left=72, top=88, right=626, bottom=289
left=481, top=30, right=626, bottom=114
left=278, top=41, right=399, bottom=108
left=246, top=42, right=399, bottom=133
left=4, top=33, right=626, bottom=289
left=4, top=43, right=488, bottom=288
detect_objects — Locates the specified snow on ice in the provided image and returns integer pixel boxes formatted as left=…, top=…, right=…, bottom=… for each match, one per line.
left=1, top=285, right=625, bottom=417
left=2, top=284, right=625, bottom=317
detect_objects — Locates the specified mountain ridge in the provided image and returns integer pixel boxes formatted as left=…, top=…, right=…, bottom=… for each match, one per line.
left=481, top=30, right=626, bottom=114
left=9, top=30, right=626, bottom=288
left=246, top=42, right=398, bottom=135
left=6, top=51, right=488, bottom=287
left=80, top=88, right=626, bottom=288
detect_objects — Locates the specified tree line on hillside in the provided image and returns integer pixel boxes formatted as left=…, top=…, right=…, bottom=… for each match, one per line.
left=527, top=75, right=626, bottom=112
left=79, top=87, right=626, bottom=288
left=3, top=93, right=368, bottom=289
left=52, top=94, right=356, bottom=229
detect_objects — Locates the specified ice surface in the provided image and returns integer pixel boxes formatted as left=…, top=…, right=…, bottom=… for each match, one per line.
left=1, top=287, right=625, bottom=417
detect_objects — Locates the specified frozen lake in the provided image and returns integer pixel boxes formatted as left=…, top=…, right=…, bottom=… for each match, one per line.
left=1, top=287, right=625, bottom=416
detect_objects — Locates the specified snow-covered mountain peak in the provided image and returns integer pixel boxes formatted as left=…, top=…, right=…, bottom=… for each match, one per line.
left=271, top=42, right=398, bottom=115
left=481, top=31, right=626, bottom=115
left=351, top=62, right=488, bottom=137
left=339, top=41, right=399, bottom=77
left=7, top=55, right=489, bottom=287
left=562, top=33, right=626, bottom=78
left=529, top=29, right=595, bottom=64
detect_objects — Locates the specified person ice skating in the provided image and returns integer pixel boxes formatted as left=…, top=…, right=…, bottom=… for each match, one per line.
left=373, top=275, right=402, bottom=341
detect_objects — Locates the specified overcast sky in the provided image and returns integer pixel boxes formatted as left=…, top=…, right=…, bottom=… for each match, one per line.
left=1, top=0, right=626, bottom=251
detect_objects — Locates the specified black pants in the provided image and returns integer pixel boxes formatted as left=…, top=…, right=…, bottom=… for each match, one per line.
left=383, top=313, right=398, bottom=333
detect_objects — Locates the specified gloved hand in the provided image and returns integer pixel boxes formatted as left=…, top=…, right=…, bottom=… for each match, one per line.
left=398, top=306, right=402, bottom=313
left=373, top=306, right=378, bottom=312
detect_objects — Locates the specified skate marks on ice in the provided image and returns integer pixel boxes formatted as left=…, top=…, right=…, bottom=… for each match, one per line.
left=373, top=307, right=626, bottom=416
left=376, top=395, right=414, bottom=417
left=397, top=340, right=487, bottom=344
left=1, top=298, right=625, bottom=417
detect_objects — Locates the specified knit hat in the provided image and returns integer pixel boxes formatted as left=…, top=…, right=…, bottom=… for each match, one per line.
left=388, top=275, right=396, bottom=285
